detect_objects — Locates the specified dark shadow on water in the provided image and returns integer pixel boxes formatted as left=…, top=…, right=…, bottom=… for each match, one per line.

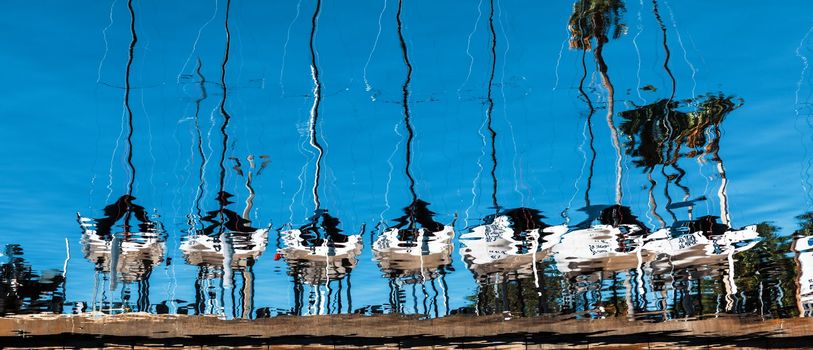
left=7, top=328, right=813, bottom=348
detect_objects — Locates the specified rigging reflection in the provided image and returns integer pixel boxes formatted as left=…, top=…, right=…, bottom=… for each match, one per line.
left=368, top=0, right=452, bottom=318
left=276, top=0, right=361, bottom=316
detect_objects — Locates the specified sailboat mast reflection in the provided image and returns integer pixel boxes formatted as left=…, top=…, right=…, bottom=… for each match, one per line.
left=459, top=0, right=568, bottom=317
left=78, top=0, right=166, bottom=314
left=278, top=0, right=362, bottom=316
left=371, top=0, right=454, bottom=317
left=178, top=0, right=269, bottom=319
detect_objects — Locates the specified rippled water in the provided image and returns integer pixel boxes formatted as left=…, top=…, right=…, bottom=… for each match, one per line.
left=2, top=0, right=813, bottom=322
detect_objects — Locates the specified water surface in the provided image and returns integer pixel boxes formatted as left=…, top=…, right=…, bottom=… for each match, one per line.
left=2, top=0, right=813, bottom=321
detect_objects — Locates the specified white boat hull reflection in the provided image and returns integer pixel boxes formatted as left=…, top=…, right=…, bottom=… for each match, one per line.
left=460, top=215, right=567, bottom=283
left=278, top=229, right=362, bottom=285
left=373, top=226, right=454, bottom=283
left=79, top=216, right=166, bottom=284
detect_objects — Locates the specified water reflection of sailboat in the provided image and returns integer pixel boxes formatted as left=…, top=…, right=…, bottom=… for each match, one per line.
left=174, top=0, right=271, bottom=318
left=280, top=211, right=362, bottom=286
left=553, top=205, right=648, bottom=274
left=457, top=0, right=571, bottom=316
left=460, top=208, right=566, bottom=283
left=374, top=200, right=454, bottom=284
left=278, top=210, right=362, bottom=316
left=79, top=196, right=165, bottom=283
left=642, top=216, right=759, bottom=260
left=78, top=195, right=165, bottom=312
left=180, top=191, right=268, bottom=317
left=460, top=207, right=568, bottom=317
left=553, top=205, right=758, bottom=271
left=276, top=0, right=361, bottom=316
left=180, top=192, right=268, bottom=274
left=367, top=0, right=453, bottom=318
left=75, top=0, right=165, bottom=314
left=371, top=200, right=451, bottom=317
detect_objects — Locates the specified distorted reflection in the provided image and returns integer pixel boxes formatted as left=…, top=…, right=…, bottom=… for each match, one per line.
left=553, top=205, right=647, bottom=275
left=461, top=208, right=566, bottom=283
left=272, top=0, right=362, bottom=317
left=618, top=94, right=742, bottom=225
left=78, top=195, right=165, bottom=313
left=278, top=210, right=362, bottom=315
left=2, top=0, right=810, bottom=325
left=373, top=200, right=453, bottom=316
left=458, top=208, right=566, bottom=317
left=0, top=245, right=64, bottom=316
left=180, top=191, right=268, bottom=317
left=374, top=200, right=453, bottom=283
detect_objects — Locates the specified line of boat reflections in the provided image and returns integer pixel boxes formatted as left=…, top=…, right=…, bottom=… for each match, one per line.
left=1, top=191, right=807, bottom=320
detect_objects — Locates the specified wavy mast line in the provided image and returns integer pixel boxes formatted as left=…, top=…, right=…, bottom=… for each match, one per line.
left=309, top=0, right=325, bottom=211
left=633, top=0, right=645, bottom=103
left=657, top=8, right=692, bottom=220
left=397, top=0, right=418, bottom=217
left=380, top=121, right=402, bottom=226
left=192, top=59, right=208, bottom=228
left=664, top=0, right=697, bottom=99
left=795, top=24, right=813, bottom=209
left=459, top=0, right=483, bottom=97
left=652, top=0, right=676, bottom=102
left=216, top=0, right=236, bottom=294
left=495, top=0, right=523, bottom=205
left=217, top=0, right=233, bottom=225
left=122, top=0, right=138, bottom=231
left=96, top=0, right=118, bottom=84
left=574, top=2, right=596, bottom=209
left=306, top=0, right=331, bottom=311
left=486, top=0, right=499, bottom=212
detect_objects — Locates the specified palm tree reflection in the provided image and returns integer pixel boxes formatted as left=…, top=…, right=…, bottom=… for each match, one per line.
left=568, top=0, right=627, bottom=204
left=619, top=94, right=742, bottom=225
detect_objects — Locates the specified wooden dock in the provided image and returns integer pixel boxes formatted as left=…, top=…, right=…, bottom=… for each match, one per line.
left=1, top=313, right=812, bottom=349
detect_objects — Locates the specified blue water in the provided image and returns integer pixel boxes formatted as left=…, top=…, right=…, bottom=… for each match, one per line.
left=1, top=0, right=813, bottom=319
